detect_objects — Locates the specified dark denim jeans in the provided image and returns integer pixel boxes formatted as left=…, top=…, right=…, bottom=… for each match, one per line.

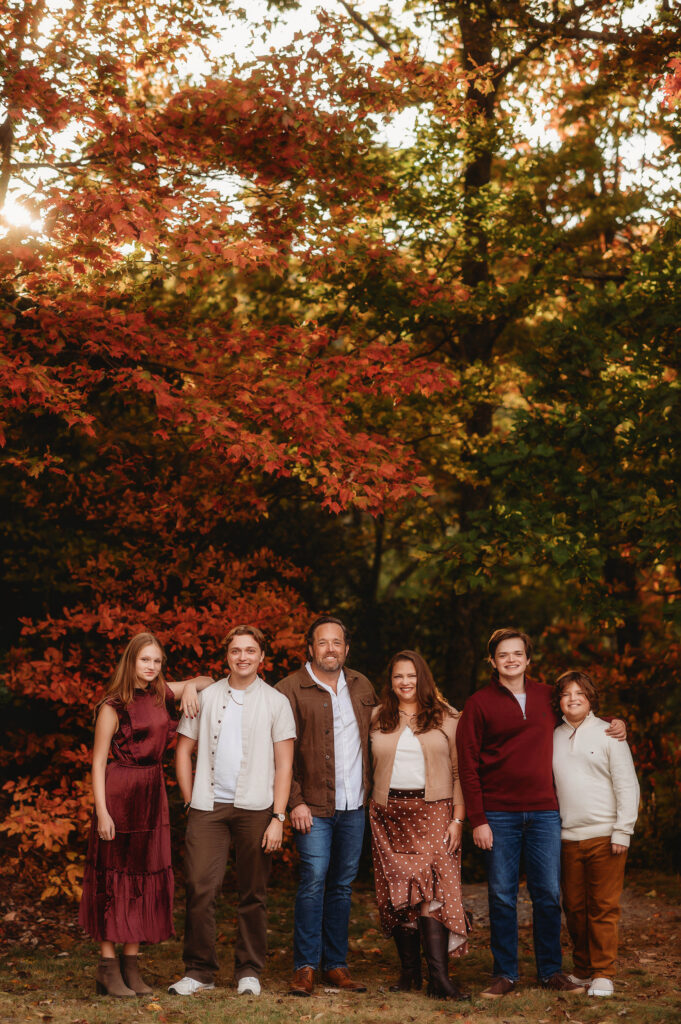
left=484, top=810, right=562, bottom=982
left=293, top=807, right=365, bottom=971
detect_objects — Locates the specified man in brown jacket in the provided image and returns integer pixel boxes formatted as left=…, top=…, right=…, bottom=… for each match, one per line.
left=276, top=616, right=377, bottom=996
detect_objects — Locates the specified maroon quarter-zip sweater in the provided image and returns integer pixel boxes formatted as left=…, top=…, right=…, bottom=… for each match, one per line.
left=455, top=676, right=559, bottom=828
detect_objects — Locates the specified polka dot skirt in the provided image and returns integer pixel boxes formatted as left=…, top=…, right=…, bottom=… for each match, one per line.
left=369, top=795, right=469, bottom=956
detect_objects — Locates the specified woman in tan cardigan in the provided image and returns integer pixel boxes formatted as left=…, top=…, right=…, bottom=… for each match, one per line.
left=369, top=650, right=469, bottom=1001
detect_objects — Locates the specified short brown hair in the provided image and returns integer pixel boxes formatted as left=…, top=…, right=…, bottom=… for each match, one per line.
left=224, top=624, right=266, bottom=653
left=488, top=628, right=532, bottom=661
left=306, top=615, right=350, bottom=652
left=552, top=670, right=600, bottom=716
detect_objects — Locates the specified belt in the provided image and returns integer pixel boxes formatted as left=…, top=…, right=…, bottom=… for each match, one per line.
left=388, top=788, right=425, bottom=799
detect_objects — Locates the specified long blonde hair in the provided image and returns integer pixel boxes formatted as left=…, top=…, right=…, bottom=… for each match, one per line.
left=97, top=632, right=167, bottom=712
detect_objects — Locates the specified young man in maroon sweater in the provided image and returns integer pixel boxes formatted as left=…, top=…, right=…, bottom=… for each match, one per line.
left=455, top=628, right=625, bottom=998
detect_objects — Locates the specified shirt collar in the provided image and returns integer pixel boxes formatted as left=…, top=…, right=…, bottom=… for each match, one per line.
left=305, top=661, right=346, bottom=692
left=562, top=709, right=593, bottom=730
left=221, top=674, right=262, bottom=694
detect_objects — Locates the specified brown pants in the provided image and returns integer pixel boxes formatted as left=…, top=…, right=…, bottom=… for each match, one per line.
left=561, top=836, right=628, bottom=979
left=183, top=803, right=272, bottom=983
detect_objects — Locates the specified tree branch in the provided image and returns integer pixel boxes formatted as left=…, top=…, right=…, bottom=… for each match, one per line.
left=0, top=116, right=14, bottom=209
left=337, top=0, right=398, bottom=58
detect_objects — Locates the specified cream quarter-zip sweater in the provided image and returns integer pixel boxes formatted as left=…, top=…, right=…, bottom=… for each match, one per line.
left=552, top=712, right=640, bottom=847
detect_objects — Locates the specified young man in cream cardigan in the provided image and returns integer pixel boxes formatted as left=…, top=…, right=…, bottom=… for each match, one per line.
left=169, top=625, right=296, bottom=998
left=552, top=671, right=640, bottom=999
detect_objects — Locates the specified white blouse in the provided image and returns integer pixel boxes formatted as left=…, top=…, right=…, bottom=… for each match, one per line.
left=389, top=725, right=426, bottom=789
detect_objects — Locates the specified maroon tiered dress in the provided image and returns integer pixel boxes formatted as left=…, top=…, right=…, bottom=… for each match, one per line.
left=79, top=685, right=177, bottom=943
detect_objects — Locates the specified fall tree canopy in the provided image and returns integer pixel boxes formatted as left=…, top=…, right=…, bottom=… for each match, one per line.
left=2, top=0, right=681, bottom=898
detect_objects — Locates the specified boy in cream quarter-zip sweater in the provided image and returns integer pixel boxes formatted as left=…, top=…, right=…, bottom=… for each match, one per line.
left=552, top=671, right=640, bottom=1000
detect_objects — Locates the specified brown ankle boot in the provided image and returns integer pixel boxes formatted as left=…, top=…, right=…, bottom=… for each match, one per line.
left=95, top=957, right=136, bottom=997
left=120, top=954, right=153, bottom=996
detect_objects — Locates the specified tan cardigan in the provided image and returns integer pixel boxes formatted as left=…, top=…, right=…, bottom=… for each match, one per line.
left=369, top=705, right=465, bottom=808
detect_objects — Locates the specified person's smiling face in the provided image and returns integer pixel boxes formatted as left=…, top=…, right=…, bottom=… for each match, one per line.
left=309, top=623, right=348, bottom=676
left=226, top=636, right=264, bottom=687
left=491, top=637, right=529, bottom=683
left=559, top=680, right=591, bottom=726
left=391, top=659, right=419, bottom=708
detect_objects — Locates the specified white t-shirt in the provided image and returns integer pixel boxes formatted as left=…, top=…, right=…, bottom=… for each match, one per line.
left=513, top=692, right=527, bottom=715
left=389, top=725, right=426, bottom=789
left=213, top=693, right=244, bottom=802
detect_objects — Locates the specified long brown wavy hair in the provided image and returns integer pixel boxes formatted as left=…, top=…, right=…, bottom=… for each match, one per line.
left=97, top=632, right=167, bottom=713
left=373, top=650, right=455, bottom=734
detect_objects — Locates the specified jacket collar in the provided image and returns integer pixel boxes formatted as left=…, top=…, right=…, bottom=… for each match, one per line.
left=299, top=664, right=358, bottom=687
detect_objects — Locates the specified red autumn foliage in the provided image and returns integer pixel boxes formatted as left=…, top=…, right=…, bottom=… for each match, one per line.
left=2, top=0, right=681, bottom=913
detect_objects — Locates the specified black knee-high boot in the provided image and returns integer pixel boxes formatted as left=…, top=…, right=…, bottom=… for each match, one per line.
left=390, top=926, right=422, bottom=992
left=418, top=918, right=470, bottom=1000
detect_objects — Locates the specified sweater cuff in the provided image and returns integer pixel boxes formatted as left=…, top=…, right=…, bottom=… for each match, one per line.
left=611, top=830, right=631, bottom=847
left=468, top=811, right=488, bottom=828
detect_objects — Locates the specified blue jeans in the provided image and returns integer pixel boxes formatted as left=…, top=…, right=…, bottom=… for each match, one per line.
left=484, top=810, right=562, bottom=982
left=293, top=808, right=365, bottom=971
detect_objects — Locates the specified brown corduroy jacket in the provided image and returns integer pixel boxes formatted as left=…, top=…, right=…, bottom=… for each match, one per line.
left=276, top=666, right=378, bottom=817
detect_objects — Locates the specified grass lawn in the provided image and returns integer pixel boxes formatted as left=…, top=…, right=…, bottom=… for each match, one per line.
left=2, top=869, right=680, bottom=1024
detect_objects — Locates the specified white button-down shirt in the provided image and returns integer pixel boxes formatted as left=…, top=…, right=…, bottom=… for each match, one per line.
left=178, top=675, right=296, bottom=811
left=305, top=661, right=364, bottom=811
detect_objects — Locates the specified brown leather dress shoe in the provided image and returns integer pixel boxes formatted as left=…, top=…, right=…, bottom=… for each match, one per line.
left=541, top=971, right=585, bottom=992
left=323, top=967, right=367, bottom=992
left=289, top=966, right=314, bottom=996
left=481, top=976, right=516, bottom=998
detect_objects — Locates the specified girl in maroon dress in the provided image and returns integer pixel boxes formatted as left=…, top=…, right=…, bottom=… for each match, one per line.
left=79, top=632, right=209, bottom=997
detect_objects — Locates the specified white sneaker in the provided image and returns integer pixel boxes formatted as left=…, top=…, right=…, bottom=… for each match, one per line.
left=237, top=976, right=261, bottom=996
left=567, top=974, right=592, bottom=986
left=588, top=977, right=614, bottom=997
left=168, top=976, right=216, bottom=995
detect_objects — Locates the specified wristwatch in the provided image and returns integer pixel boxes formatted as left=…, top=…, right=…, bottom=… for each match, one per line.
left=272, top=812, right=286, bottom=822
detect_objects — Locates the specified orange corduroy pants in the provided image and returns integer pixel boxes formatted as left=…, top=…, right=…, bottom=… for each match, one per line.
left=560, top=835, right=628, bottom=979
